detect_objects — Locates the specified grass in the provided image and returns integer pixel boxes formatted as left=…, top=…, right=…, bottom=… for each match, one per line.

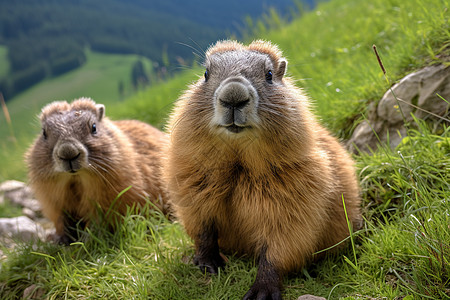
left=0, top=202, right=22, bottom=219
left=352, top=120, right=450, bottom=299
left=0, top=205, right=358, bottom=299
left=108, top=67, right=201, bottom=129
left=1, top=122, right=448, bottom=299
left=0, top=0, right=449, bottom=298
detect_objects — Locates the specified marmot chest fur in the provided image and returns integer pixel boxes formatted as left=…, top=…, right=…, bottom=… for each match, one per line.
left=165, top=40, right=361, bottom=300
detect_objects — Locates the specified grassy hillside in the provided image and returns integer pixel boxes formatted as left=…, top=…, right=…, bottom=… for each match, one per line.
left=0, top=50, right=152, bottom=181
left=109, top=68, right=200, bottom=129
left=1, top=0, right=449, bottom=299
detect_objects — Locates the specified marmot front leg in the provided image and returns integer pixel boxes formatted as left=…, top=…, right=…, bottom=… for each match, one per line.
left=193, top=221, right=225, bottom=274
left=243, top=246, right=282, bottom=300
left=54, top=212, right=83, bottom=245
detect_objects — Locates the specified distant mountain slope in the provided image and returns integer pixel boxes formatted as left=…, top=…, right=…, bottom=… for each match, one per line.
left=0, top=0, right=315, bottom=99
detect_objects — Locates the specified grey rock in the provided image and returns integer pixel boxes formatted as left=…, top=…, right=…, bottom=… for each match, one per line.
left=23, top=284, right=45, bottom=299
left=0, top=180, right=41, bottom=216
left=0, top=180, right=26, bottom=192
left=22, top=207, right=38, bottom=220
left=297, top=295, right=326, bottom=300
left=377, top=72, right=419, bottom=125
left=348, top=64, right=450, bottom=153
left=20, top=198, right=41, bottom=215
left=0, top=216, right=45, bottom=242
left=378, top=64, right=450, bottom=124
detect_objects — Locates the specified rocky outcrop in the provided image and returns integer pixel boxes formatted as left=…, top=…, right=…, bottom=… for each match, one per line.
left=0, top=180, right=41, bottom=219
left=297, top=295, right=326, bottom=300
left=0, top=216, right=45, bottom=242
left=0, top=180, right=54, bottom=255
left=347, top=64, right=450, bottom=153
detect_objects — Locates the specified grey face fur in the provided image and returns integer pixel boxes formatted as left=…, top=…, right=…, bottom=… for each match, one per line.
left=205, top=50, right=286, bottom=135
left=40, top=104, right=105, bottom=174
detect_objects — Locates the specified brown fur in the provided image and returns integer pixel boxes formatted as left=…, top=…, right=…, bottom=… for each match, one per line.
left=165, top=40, right=361, bottom=298
left=26, top=97, right=169, bottom=243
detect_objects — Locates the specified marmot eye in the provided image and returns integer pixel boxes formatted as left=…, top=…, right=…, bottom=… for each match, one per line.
left=42, top=129, right=47, bottom=139
left=265, top=70, right=273, bottom=83
left=204, top=69, right=209, bottom=82
left=91, top=123, right=97, bottom=134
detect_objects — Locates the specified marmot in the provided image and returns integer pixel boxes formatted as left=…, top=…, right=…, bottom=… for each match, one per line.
left=26, top=97, right=169, bottom=244
left=165, top=40, right=361, bottom=299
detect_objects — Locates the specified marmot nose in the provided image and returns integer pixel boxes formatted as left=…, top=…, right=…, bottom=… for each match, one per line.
left=220, top=98, right=250, bottom=109
left=57, top=144, right=81, bottom=162
left=218, top=82, right=251, bottom=109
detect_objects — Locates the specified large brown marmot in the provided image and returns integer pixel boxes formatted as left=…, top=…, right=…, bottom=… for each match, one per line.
left=165, top=40, right=361, bottom=299
left=26, top=97, right=169, bottom=244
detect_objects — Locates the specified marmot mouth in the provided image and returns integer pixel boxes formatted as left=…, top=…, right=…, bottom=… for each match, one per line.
left=225, top=124, right=248, bottom=133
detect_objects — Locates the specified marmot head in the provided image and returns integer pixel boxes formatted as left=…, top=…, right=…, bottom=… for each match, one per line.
left=200, top=40, right=289, bottom=136
left=31, top=98, right=107, bottom=175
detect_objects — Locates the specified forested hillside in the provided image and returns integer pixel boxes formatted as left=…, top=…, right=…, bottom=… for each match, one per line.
left=0, top=0, right=313, bottom=99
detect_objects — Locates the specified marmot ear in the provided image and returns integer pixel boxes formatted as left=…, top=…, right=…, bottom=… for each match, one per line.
left=275, top=59, right=287, bottom=79
left=96, top=104, right=105, bottom=121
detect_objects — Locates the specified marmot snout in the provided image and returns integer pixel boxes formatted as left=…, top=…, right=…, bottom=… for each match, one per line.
left=53, top=138, right=86, bottom=173
left=213, top=76, right=259, bottom=132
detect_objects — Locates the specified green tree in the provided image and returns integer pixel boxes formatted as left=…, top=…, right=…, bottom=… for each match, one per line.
left=131, top=60, right=149, bottom=89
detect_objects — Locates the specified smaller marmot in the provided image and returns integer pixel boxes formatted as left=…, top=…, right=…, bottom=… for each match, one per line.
left=165, top=40, right=362, bottom=299
left=26, top=97, right=169, bottom=244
